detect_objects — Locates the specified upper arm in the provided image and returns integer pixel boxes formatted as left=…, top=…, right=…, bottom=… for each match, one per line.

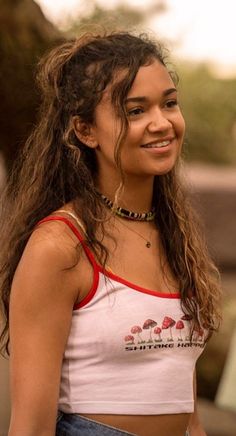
left=8, top=223, right=79, bottom=435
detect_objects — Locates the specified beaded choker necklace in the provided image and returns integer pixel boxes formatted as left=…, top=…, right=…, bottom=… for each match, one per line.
left=100, top=193, right=156, bottom=221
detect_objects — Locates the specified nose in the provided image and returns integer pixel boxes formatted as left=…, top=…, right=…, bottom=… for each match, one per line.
left=147, top=108, right=172, bottom=133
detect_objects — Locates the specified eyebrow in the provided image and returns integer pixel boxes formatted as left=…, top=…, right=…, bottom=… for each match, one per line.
left=125, top=87, right=177, bottom=104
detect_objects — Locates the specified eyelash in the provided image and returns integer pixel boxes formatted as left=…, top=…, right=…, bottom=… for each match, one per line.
left=127, top=107, right=144, bottom=116
left=165, top=99, right=178, bottom=108
left=127, top=99, right=178, bottom=117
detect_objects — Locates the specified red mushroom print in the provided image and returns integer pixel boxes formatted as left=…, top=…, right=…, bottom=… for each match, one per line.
left=193, top=326, right=204, bottom=342
left=142, top=319, right=157, bottom=343
left=154, top=326, right=162, bottom=342
left=176, top=320, right=184, bottom=341
left=131, top=325, right=144, bottom=344
left=162, top=316, right=176, bottom=341
left=124, top=335, right=134, bottom=345
left=181, top=314, right=193, bottom=340
left=198, top=328, right=204, bottom=342
left=181, top=314, right=193, bottom=321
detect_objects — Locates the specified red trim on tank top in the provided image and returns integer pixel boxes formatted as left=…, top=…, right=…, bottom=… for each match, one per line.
left=37, top=216, right=100, bottom=310
left=37, top=216, right=97, bottom=268
left=97, top=265, right=180, bottom=299
left=37, top=216, right=180, bottom=311
left=73, top=269, right=100, bottom=309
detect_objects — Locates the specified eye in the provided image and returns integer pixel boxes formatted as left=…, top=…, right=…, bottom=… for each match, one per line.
left=165, top=99, right=178, bottom=109
left=127, top=107, right=144, bottom=117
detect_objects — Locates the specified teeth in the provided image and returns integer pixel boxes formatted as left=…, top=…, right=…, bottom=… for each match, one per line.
left=144, top=140, right=171, bottom=148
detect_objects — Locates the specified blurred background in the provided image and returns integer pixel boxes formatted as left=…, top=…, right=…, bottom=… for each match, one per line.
left=0, top=0, right=236, bottom=434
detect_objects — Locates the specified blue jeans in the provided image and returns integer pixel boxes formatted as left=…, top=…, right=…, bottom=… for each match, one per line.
left=56, top=413, right=137, bottom=435
left=56, top=412, right=190, bottom=436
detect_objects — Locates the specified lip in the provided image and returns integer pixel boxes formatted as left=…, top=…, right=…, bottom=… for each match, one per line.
left=141, top=137, right=175, bottom=148
left=140, top=137, right=176, bottom=154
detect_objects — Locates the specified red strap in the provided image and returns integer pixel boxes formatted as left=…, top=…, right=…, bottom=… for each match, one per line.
left=37, top=216, right=97, bottom=268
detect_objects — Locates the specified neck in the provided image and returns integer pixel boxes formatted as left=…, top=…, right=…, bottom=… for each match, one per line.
left=97, top=175, right=155, bottom=214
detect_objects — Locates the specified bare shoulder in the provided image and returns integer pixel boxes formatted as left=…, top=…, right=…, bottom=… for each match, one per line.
left=24, top=217, right=81, bottom=270
left=11, top=217, right=83, bottom=310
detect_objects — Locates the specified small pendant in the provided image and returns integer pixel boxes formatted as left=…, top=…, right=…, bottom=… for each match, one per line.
left=146, top=241, right=151, bottom=248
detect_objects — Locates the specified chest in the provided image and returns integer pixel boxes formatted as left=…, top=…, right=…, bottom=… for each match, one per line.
left=68, top=280, right=205, bottom=361
left=104, top=225, right=178, bottom=294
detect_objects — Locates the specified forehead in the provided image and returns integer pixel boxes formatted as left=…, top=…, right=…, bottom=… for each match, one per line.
left=100, top=60, right=174, bottom=106
left=127, top=60, right=175, bottom=98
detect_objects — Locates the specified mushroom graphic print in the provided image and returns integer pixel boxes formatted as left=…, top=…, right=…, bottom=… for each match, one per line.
left=124, top=335, right=134, bottom=345
left=154, top=326, right=162, bottom=342
left=181, top=314, right=193, bottom=341
left=131, top=326, right=144, bottom=344
left=193, top=326, right=204, bottom=342
left=162, top=316, right=176, bottom=341
left=124, top=314, right=206, bottom=350
left=176, top=320, right=184, bottom=341
left=142, top=319, right=157, bottom=343
left=181, top=314, right=193, bottom=321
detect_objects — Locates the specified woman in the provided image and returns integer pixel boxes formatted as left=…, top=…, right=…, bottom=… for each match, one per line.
left=0, top=31, right=221, bottom=436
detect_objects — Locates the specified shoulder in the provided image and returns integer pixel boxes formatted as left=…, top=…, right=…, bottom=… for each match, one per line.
left=20, top=215, right=82, bottom=275
left=11, top=216, right=83, bottom=310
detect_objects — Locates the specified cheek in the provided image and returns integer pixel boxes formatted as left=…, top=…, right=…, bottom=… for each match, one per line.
left=126, top=121, right=146, bottom=141
left=179, top=113, right=186, bottom=135
left=175, top=114, right=185, bottom=141
left=95, top=125, right=118, bottom=149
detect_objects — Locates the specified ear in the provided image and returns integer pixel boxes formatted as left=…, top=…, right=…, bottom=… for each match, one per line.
left=72, top=116, right=98, bottom=149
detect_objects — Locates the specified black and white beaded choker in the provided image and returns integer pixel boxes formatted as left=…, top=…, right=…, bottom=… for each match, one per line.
left=99, top=193, right=156, bottom=221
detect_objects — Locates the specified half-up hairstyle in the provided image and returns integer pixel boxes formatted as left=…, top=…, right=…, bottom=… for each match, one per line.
left=0, top=31, right=221, bottom=354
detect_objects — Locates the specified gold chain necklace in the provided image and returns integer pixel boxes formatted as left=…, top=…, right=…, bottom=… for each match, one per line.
left=116, top=217, right=154, bottom=248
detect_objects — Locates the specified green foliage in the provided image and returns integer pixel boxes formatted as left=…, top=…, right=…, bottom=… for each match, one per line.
left=65, top=0, right=166, bottom=36
left=68, top=4, right=142, bottom=34
left=178, top=63, right=236, bottom=164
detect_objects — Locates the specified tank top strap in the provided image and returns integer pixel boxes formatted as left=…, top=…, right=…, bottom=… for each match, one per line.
left=56, top=209, right=86, bottom=234
left=37, top=214, right=97, bottom=268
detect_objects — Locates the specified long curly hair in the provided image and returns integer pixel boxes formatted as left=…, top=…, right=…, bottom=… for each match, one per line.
left=0, top=31, right=221, bottom=354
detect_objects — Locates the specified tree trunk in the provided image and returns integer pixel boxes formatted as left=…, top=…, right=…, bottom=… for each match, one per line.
left=0, top=0, right=63, bottom=171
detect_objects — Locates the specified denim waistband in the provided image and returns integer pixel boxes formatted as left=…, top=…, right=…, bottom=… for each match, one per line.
left=56, top=412, right=190, bottom=436
left=56, top=413, right=137, bottom=435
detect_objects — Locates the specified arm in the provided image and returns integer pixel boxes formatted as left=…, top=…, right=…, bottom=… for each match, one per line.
left=188, top=369, right=207, bottom=436
left=8, top=223, right=80, bottom=436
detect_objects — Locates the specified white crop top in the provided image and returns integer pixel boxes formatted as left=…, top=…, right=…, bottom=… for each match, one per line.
left=40, top=216, right=206, bottom=415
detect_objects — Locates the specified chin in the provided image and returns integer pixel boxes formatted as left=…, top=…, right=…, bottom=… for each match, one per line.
left=154, top=156, right=180, bottom=175
left=153, top=164, right=176, bottom=176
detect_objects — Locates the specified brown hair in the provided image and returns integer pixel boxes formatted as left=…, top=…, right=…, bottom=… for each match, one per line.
left=0, top=31, right=221, bottom=354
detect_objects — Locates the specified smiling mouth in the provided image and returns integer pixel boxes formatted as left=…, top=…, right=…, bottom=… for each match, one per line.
left=141, top=139, right=172, bottom=149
